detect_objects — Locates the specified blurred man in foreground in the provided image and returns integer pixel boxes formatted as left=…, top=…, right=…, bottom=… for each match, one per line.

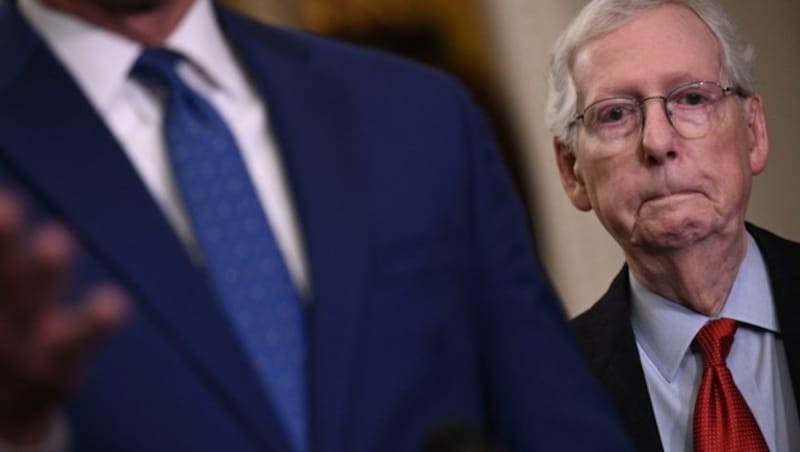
left=0, top=0, right=631, bottom=450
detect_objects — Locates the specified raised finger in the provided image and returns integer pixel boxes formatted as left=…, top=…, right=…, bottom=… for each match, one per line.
left=47, top=284, right=130, bottom=384
left=0, top=190, right=33, bottom=327
left=25, top=223, right=75, bottom=323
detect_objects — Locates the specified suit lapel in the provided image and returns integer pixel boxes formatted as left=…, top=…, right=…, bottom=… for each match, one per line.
left=749, top=224, right=800, bottom=412
left=576, top=269, right=664, bottom=452
left=220, top=11, right=371, bottom=452
left=0, top=5, right=289, bottom=451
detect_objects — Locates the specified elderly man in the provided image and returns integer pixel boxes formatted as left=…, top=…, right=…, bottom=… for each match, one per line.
left=547, top=0, right=800, bottom=451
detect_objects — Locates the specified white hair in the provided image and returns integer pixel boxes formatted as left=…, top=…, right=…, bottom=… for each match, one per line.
left=545, top=0, right=755, bottom=149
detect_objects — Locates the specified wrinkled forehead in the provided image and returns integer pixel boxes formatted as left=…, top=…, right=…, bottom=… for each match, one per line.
left=571, top=4, right=722, bottom=103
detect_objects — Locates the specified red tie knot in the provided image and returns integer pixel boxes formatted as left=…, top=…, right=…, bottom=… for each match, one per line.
left=695, top=318, right=738, bottom=367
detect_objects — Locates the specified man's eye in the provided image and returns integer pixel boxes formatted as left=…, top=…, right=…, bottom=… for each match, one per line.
left=597, top=105, right=633, bottom=123
left=674, top=89, right=712, bottom=106
left=683, top=93, right=704, bottom=105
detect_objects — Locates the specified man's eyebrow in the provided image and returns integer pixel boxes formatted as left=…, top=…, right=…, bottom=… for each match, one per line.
left=584, top=73, right=707, bottom=101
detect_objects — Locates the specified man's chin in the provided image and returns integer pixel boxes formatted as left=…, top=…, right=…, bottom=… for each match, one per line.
left=629, top=215, right=713, bottom=251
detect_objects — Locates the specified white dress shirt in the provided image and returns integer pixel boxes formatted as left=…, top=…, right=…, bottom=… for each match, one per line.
left=19, top=0, right=310, bottom=297
left=631, top=233, right=800, bottom=451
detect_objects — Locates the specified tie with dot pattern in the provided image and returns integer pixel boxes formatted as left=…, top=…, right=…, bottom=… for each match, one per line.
left=131, top=48, right=307, bottom=452
left=693, top=318, right=768, bottom=452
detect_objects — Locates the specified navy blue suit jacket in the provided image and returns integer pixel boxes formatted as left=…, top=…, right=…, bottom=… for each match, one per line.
left=0, top=2, right=629, bottom=451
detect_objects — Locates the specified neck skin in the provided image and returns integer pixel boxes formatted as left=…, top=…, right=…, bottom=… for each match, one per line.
left=42, top=0, right=194, bottom=46
left=625, top=225, right=747, bottom=316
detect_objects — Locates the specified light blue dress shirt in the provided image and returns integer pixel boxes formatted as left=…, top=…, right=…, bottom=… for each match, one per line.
left=630, top=233, right=800, bottom=451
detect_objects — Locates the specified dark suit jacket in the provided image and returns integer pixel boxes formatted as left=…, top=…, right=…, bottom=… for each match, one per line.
left=0, top=1, right=630, bottom=451
left=572, top=224, right=800, bottom=452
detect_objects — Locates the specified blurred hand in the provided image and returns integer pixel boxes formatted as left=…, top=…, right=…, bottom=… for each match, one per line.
left=0, top=190, right=128, bottom=446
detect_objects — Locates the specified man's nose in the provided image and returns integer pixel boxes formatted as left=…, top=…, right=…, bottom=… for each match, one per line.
left=640, top=97, right=678, bottom=164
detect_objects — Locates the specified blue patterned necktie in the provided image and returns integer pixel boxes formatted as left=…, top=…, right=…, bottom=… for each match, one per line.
left=131, top=48, right=307, bottom=452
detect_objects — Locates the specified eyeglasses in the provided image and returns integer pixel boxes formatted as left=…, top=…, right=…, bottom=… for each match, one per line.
left=572, top=81, right=744, bottom=143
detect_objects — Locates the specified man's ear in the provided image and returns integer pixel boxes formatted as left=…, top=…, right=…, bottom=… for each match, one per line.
left=554, top=138, right=592, bottom=211
left=743, top=94, right=769, bottom=175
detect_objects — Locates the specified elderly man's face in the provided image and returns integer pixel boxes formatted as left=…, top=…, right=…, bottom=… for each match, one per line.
left=557, top=4, right=768, bottom=254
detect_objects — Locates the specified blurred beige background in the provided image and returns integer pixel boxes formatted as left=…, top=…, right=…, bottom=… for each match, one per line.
left=229, top=0, right=799, bottom=317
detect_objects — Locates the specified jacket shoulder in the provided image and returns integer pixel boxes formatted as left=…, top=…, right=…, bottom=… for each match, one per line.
left=218, top=7, right=469, bottom=100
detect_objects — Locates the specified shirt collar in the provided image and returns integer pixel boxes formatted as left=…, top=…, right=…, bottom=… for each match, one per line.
left=630, top=232, right=779, bottom=382
left=165, top=0, right=249, bottom=98
left=18, top=0, right=249, bottom=113
left=19, top=0, right=139, bottom=114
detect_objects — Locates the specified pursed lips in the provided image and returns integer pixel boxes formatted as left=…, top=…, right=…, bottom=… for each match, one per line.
left=641, top=189, right=704, bottom=205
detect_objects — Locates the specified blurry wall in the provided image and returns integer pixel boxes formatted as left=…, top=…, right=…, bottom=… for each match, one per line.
left=224, top=0, right=298, bottom=26
left=725, top=1, right=800, bottom=242
left=480, top=0, right=621, bottom=318
left=227, top=0, right=799, bottom=317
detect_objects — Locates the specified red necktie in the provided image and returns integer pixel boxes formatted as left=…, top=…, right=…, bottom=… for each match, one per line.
left=693, top=318, right=768, bottom=452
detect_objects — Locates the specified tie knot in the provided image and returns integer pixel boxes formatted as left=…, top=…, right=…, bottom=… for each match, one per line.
left=131, top=47, right=186, bottom=92
left=695, top=318, right=738, bottom=367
